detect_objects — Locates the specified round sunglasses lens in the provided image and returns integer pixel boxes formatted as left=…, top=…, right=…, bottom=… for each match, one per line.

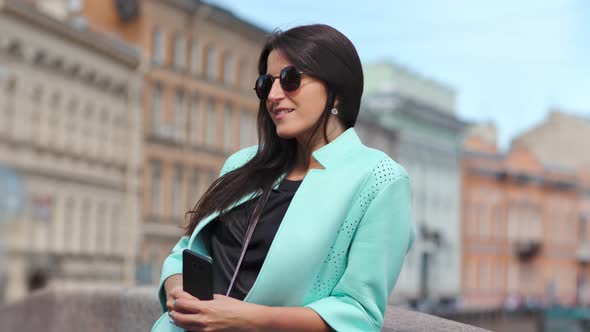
left=280, top=66, right=301, bottom=92
left=255, top=75, right=273, bottom=99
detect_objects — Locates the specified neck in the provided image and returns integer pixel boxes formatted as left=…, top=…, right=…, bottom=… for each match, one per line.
left=288, top=118, right=346, bottom=179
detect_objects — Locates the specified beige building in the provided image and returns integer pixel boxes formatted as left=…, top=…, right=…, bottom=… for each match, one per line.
left=0, top=0, right=142, bottom=302
left=512, top=110, right=590, bottom=171
left=79, top=0, right=267, bottom=284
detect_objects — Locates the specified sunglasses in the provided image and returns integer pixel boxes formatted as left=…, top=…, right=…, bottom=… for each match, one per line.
left=254, top=65, right=304, bottom=100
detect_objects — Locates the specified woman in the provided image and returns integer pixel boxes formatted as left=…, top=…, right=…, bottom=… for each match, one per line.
left=152, top=24, right=415, bottom=332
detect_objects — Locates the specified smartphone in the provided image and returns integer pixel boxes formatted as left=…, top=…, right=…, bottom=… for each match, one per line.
left=182, top=249, right=214, bottom=300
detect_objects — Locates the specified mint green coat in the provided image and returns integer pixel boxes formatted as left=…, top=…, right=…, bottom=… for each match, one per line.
left=151, top=128, right=415, bottom=332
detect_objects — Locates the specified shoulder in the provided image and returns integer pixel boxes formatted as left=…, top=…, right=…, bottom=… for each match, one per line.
left=356, top=145, right=410, bottom=184
left=352, top=146, right=411, bottom=205
left=219, top=145, right=259, bottom=176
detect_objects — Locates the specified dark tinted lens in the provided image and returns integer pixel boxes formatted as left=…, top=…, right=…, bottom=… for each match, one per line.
left=255, top=74, right=273, bottom=100
left=280, top=66, right=301, bottom=92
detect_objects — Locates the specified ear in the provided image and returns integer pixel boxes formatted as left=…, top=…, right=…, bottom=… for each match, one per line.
left=333, top=97, right=341, bottom=109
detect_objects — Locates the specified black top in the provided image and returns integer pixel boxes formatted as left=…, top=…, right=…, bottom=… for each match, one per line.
left=209, top=179, right=302, bottom=300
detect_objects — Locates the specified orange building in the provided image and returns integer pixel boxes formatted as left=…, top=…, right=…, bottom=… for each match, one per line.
left=461, top=125, right=590, bottom=309
left=76, top=0, right=267, bottom=283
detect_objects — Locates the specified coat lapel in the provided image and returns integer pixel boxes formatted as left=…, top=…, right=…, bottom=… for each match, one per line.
left=243, top=128, right=367, bottom=305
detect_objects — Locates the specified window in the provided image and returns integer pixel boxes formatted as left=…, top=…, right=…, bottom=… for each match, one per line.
left=581, top=215, right=588, bottom=242
left=205, top=46, right=217, bottom=80
left=239, top=60, right=251, bottom=90
left=205, top=98, right=216, bottom=147
left=48, top=91, right=61, bottom=145
left=98, top=108, right=109, bottom=158
left=150, top=160, right=162, bottom=216
left=189, top=95, right=200, bottom=145
left=174, top=89, right=184, bottom=142
left=223, top=53, right=234, bottom=85
left=478, top=205, right=487, bottom=238
left=189, top=40, right=200, bottom=74
left=172, top=164, right=184, bottom=219
left=240, top=110, right=251, bottom=148
left=80, top=199, right=91, bottom=250
left=223, top=102, right=233, bottom=152
left=152, top=83, right=162, bottom=132
left=240, top=110, right=257, bottom=148
left=64, top=197, right=75, bottom=250
left=112, top=114, right=125, bottom=163
left=494, top=261, right=504, bottom=290
left=97, top=201, right=107, bottom=253
left=478, top=259, right=488, bottom=289
left=111, top=205, right=122, bottom=253
left=151, top=26, right=165, bottom=64
left=84, top=102, right=96, bottom=157
left=173, top=33, right=186, bottom=69
left=491, top=206, right=503, bottom=239
left=66, top=97, right=79, bottom=151
left=30, top=85, right=43, bottom=144
left=189, top=169, right=200, bottom=209
left=1, top=76, right=17, bottom=136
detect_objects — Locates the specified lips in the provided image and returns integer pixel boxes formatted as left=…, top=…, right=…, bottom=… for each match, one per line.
left=272, top=107, right=294, bottom=120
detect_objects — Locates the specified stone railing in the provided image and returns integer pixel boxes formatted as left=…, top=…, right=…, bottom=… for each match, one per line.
left=0, top=284, right=488, bottom=331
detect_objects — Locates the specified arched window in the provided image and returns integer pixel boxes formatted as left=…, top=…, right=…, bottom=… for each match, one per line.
left=205, top=45, right=217, bottom=80
left=151, top=25, right=165, bottom=64
left=222, top=53, right=234, bottom=85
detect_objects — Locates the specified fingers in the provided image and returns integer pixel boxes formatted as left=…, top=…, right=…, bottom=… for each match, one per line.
left=172, top=298, right=204, bottom=314
left=168, top=309, right=206, bottom=331
left=166, top=296, right=203, bottom=315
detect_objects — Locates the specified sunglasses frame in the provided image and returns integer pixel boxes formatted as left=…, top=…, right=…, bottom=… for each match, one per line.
left=253, top=65, right=305, bottom=100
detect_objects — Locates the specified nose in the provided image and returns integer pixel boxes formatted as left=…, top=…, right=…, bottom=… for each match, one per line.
left=267, top=78, right=285, bottom=104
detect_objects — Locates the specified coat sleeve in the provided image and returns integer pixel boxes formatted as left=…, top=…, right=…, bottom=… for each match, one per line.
left=155, top=145, right=259, bottom=313
left=157, top=235, right=189, bottom=312
left=305, top=175, right=415, bottom=331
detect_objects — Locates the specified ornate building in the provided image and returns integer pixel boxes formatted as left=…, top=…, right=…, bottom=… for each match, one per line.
left=462, top=117, right=590, bottom=308
left=0, top=0, right=142, bottom=302
left=78, top=0, right=267, bottom=284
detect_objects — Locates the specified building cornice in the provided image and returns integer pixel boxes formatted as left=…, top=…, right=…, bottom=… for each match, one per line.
left=153, top=0, right=268, bottom=43
left=1, top=0, right=139, bottom=67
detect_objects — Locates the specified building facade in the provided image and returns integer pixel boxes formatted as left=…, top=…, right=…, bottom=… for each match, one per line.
left=0, top=0, right=142, bottom=302
left=357, top=62, right=466, bottom=308
left=462, top=122, right=590, bottom=309
left=79, top=0, right=267, bottom=284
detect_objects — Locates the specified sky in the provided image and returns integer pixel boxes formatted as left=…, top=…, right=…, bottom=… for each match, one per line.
left=206, top=0, right=590, bottom=149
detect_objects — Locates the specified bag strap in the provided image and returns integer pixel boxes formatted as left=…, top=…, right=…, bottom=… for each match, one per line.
left=225, top=188, right=272, bottom=297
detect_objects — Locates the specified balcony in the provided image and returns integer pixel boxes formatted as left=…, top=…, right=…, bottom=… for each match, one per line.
left=514, top=240, right=541, bottom=261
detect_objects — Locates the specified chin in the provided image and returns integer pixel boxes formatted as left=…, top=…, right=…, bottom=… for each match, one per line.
left=276, top=130, right=297, bottom=139
left=275, top=125, right=301, bottom=139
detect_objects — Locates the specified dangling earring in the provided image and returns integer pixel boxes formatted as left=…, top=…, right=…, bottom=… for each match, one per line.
left=331, top=108, right=339, bottom=115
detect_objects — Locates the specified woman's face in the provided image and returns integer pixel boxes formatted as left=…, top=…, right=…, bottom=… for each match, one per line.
left=265, top=49, right=329, bottom=141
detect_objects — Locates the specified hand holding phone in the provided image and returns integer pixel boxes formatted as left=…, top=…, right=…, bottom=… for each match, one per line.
left=182, top=249, right=214, bottom=300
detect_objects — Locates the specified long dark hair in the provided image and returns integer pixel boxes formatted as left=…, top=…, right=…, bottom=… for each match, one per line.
left=184, top=24, right=364, bottom=235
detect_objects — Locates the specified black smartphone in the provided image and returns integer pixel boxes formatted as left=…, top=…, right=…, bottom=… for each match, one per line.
left=182, top=249, right=213, bottom=300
